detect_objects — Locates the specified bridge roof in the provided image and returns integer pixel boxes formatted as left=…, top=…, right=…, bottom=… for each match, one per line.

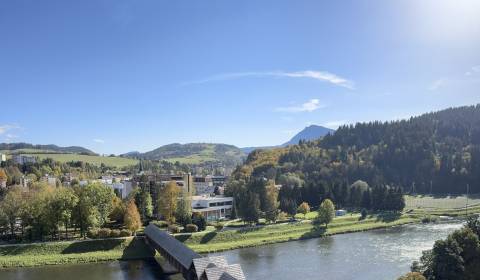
left=144, top=224, right=201, bottom=269
left=204, top=264, right=246, bottom=280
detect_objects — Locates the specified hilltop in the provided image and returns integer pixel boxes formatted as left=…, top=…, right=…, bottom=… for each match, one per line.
left=124, top=143, right=245, bottom=166
left=232, top=104, right=480, bottom=195
left=241, top=125, right=334, bottom=153
left=0, top=142, right=96, bottom=155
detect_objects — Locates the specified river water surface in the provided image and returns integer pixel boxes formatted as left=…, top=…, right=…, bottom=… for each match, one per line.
left=0, top=220, right=463, bottom=280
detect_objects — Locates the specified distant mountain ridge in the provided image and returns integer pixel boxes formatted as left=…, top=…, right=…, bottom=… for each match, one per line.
left=282, top=125, right=334, bottom=146
left=0, top=142, right=96, bottom=155
left=241, top=125, right=334, bottom=153
left=122, top=143, right=245, bottom=166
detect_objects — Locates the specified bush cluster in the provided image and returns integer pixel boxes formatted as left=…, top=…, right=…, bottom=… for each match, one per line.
left=185, top=224, right=198, bottom=233
left=87, top=228, right=132, bottom=239
left=168, top=224, right=180, bottom=234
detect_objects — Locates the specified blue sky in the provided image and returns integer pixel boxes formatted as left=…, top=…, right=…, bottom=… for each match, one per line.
left=1, top=0, right=480, bottom=154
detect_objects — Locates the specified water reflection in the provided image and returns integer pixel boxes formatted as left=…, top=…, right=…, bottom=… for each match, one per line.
left=0, top=259, right=166, bottom=280
left=0, top=221, right=464, bottom=280
left=210, top=221, right=463, bottom=280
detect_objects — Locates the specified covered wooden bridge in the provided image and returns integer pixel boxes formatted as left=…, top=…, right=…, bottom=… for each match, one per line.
left=144, top=224, right=246, bottom=280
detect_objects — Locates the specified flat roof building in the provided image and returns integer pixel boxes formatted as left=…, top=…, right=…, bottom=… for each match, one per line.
left=192, top=195, right=233, bottom=221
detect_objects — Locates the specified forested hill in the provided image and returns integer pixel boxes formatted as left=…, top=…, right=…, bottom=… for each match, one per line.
left=231, top=105, right=480, bottom=200
left=129, top=143, right=245, bottom=167
left=0, top=143, right=96, bottom=155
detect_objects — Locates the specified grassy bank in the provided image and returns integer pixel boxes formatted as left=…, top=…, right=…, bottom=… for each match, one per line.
left=0, top=237, right=154, bottom=268
left=178, top=213, right=419, bottom=253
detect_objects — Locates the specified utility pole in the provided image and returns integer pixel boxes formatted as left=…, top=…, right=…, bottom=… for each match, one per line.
left=430, top=180, right=433, bottom=195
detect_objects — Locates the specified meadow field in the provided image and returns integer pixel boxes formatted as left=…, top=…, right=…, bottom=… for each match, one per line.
left=21, top=153, right=139, bottom=168
left=405, top=195, right=480, bottom=210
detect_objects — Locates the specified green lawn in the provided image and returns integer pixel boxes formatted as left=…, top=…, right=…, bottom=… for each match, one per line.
left=405, top=195, right=480, bottom=210
left=0, top=237, right=153, bottom=268
left=178, top=213, right=418, bottom=253
left=22, top=153, right=139, bottom=168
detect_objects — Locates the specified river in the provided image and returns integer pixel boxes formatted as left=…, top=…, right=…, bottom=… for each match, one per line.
left=0, top=220, right=463, bottom=280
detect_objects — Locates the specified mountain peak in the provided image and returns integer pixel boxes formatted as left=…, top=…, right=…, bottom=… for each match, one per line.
left=282, top=125, right=334, bottom=146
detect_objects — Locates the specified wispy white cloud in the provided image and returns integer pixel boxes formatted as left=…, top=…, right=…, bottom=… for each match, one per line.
left=428, top=79, right=448, bottom=91
left=0, top=124, right=19, bottom=135
left=93, top=139, right=105, bottom=144
left=275, top=99, right=325, bottom=113
left=185, top=70, right=355, bottom=89
left=432, top=65, right=480, bottom=91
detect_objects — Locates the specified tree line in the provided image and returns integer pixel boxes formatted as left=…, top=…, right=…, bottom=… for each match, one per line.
left=0, top=181, right=143, bottom=241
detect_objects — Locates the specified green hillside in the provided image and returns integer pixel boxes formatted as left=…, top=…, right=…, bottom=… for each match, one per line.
left=138, top=143, right=245, bottom=166
left=0, top=143, right=96, bottom=155
left=20, top=153, right=138, bottom=168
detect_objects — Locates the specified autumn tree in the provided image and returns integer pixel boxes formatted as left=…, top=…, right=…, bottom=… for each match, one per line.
left=175, top=190, right=192, bottom=226
left=317, top=199, right=335, bottom=228
left=110, top=196, right=126, bottom=223
left=264, top=182, right=279, bottom=223
left=0, top=186, right=24, bottom=236
left=157, top=181, right=179, bottom=223
left=297, top=202, right=311, bottom=219
left=124, top=199, right=142, bottom=235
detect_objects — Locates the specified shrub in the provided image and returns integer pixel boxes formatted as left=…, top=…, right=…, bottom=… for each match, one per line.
left=168, top=224, right=180, bottom=234
left=421, top=215, right=438, bottom=224
left=277, top=211, right=288, bottom=221
left=214, top=222, right=224, bottom=231
left=110, top=229, right=121, bottom=238
left=98, top=228, right=112, bottom=238
left=151, top=220, right=169, bottom=228
left=87, top=228, right=99, bottom=239
left=185, top=224, right=198, bottom=233
left=120, top=229, right=132, bottom=237
left=192, top=213, right=207, bottom=231
left=360, top=208, right=368, bottom=220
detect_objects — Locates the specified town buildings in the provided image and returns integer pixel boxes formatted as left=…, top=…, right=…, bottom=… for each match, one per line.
left=191, top=195, right=233, bottom=221
left=13, top=155, right=36, bottom=165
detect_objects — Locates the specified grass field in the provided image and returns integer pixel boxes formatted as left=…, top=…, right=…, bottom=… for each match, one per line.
left=405, top=195, right=480, bottom=210
left=0, top=237, right=153, bottom=268
left=179, top=213, right=418, bottom=253
left=21, top=153, right=139, bottom=168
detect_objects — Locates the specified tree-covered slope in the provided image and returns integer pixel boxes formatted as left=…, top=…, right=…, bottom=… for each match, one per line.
left=134, top=143, right=245, bottom=166
left=232, top=105, right=480, bottom=197
left=0, top=142, right=96, bottom=155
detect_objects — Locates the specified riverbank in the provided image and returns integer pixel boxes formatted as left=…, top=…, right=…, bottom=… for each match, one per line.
left=179, top=213, right=419, bottom=253
left=0, top=237, right=154, bottom=268
left=178, top=204, right=480, bottom=253
left=1, top=205, right=478, bottom=268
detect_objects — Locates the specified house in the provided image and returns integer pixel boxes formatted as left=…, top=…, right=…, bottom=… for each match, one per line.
left=13, top=155, right=36, bottom=165
left=0, top=169, right=6, bottom=188
left=193, top=175, right=214, bottom=195
left=191, top=195, right=234, bottom=221
left=336, top=209, right=347, bottom=216
left=0, top=153, right=6, bottom=162
left=41, top=175, right=57, bottom=186
left=111, top=180, right=134, bottom=199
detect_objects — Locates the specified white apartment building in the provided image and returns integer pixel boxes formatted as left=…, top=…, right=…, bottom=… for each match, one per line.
left=191, top=195, right=234, bottom=221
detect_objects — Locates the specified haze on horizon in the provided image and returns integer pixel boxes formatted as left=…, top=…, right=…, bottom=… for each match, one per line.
left=1, top=0, right=479, bottom=154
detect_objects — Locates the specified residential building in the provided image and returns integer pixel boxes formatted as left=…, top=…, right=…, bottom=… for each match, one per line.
left=13, top=155, right=36, bottom=165
left=193, top=175, right=214, bottom=195
left=0, top=153, right=6, bottom=162
left=41, top=175, right=57, bottom=187
left=191, top=195, right=234, bottom=221
left=193, top=175, right=228, bottom=195
left=111, top=180, right=135, bottom=199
